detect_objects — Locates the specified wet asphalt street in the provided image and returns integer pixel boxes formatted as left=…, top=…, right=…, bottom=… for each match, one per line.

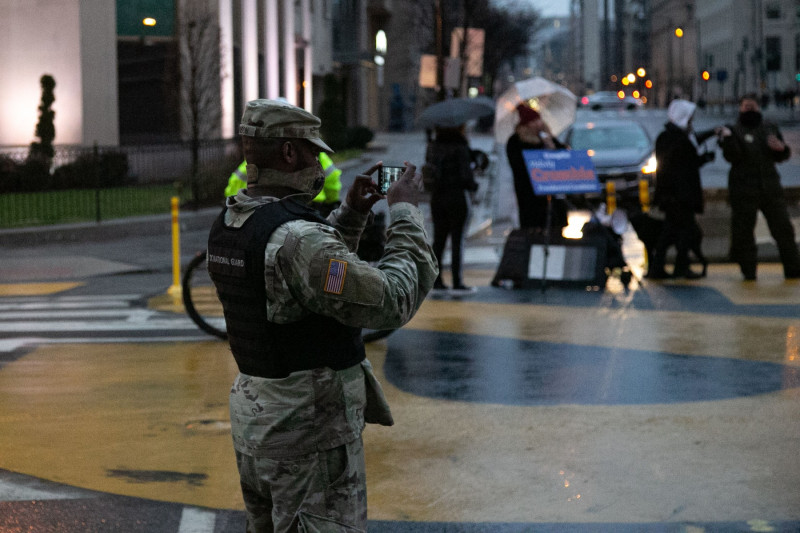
left=1, top=113, right=799, bottom=532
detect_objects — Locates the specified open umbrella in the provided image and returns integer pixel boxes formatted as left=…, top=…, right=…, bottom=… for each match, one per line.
left=494, top=77, right=577, bottom=145
left=417, top=97, right=495, bottom=129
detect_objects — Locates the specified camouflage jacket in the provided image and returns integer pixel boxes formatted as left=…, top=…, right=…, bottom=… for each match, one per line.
left=222, top=191, right=437, bottom=457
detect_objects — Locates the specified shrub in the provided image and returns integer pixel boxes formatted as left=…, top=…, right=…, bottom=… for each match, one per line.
left=345, top=126, right=374, bottom=149
left=179, top=152, right=240, bottom=209
left=52, top=152, right=130, bottom=189
left=317, top=74, right=348, bottom=151
left=0, top=156, right=21, bottom=193
left=16, top=158, right=53, bottom=191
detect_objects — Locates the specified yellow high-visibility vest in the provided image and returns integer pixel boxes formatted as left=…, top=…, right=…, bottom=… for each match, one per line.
left=224, top=161, right=247, bottom=197
left=313, top=152, right=342, bottom=204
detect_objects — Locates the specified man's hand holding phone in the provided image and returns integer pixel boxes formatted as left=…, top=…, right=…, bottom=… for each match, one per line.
left=385, top=162, right=421, bottom=207
left=379, top=165, right=405, bottom=194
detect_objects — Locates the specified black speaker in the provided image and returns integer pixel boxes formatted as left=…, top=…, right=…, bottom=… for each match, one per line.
left=492, top=229, right=607, bottom=288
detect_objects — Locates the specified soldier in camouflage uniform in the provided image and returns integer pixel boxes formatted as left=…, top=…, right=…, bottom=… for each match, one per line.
left=208, top=99, right=437, bottom=532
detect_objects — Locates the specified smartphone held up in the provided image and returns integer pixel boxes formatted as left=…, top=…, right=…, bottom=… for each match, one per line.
left=379, top=165, right=405, bottom=194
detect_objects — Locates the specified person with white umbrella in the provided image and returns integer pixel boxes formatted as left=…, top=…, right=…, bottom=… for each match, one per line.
left=506, top=103, right=569, bottom=231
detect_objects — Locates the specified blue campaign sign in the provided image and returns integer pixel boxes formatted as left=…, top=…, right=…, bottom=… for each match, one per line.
left=522, top=150, right=601, bottom=195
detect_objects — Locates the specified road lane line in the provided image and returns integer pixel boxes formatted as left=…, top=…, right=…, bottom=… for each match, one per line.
left=178, top=507, right=216, bottom=533
left=0, top=479, right=92, bottom=501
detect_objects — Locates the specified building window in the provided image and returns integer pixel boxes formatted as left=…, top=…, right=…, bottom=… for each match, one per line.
left=766, top=36, right=782, bottom=71
left=765, top=1, right=781, bottom=19
left=795, top=33, right=800, bottom=71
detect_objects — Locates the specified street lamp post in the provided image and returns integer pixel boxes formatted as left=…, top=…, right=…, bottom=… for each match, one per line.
left=675, top=27, right=684, bottom=99
left=667, top=21, right=674, bottom=103
left=435, top=0, right=445, bottom=101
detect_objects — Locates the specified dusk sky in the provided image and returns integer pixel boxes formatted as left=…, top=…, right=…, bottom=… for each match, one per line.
left=523, top=0, right=570, bottom=17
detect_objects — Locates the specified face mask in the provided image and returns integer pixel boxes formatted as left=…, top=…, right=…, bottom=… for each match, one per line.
left=739, top=110, right=762, bottom=128
left=307, top=161, right=326, bottom=198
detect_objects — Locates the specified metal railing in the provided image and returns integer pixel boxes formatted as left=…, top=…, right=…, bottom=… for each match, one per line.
left=0, top=139, right=238, bottom=228
left=0, top=184, right=190, bottom=228
left=0, top=138, right=238, bottom=185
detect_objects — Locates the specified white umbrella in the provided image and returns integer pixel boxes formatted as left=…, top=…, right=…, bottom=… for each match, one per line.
left=494, top=77, right=577, bottom=145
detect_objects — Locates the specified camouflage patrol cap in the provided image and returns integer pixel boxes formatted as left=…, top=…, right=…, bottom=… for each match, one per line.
left=239, top=99, right=334, bottom=153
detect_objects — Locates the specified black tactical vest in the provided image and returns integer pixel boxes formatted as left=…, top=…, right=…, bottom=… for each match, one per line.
left=207, top=199, right=364, bottom=378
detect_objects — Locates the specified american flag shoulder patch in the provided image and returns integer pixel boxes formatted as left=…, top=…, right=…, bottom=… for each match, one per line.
left=323, top=258, right=348, bottom=294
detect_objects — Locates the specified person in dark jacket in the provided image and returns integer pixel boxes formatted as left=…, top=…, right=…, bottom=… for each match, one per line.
left=506, top=104, right=569, bottom=232
left=718, top=93, right=800, bottom=280
left=426, top=124, right=479, bottom=293
left=649, top=99, right=718, bottom=279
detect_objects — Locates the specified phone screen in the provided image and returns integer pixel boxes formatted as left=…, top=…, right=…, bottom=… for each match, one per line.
left=379, top=166, right=404, bottom=194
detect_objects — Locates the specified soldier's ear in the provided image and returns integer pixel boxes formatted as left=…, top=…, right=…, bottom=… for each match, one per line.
left=280, top=141, right=297, bottom=164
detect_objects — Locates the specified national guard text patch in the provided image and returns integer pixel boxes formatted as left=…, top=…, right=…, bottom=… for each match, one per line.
left=323, top=258, right=348, bottom=294
left=207, top=247, right=247, bottom=278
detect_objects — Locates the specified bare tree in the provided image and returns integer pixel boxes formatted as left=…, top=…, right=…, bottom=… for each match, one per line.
left=479, top=3, right=540, bottom=95
left=178, top=0, right=223, bottom=205
left=453, top=0, right=489, bottom=97
left=409, top=0, right=540, bottom=98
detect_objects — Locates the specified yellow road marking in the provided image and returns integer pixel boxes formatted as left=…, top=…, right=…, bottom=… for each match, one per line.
left=0, top=282, right=83, bottom=296
left=0, top=342, right=242, bottom=509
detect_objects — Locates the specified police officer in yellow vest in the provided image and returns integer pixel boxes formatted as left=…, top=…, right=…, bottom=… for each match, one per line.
left=226, top=154, right=341, bottom=206
left=224, top=160, right=247, bottom=197
left=311, top=151, right=342, bottom=216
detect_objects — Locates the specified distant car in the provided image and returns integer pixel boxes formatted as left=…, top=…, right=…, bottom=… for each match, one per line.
left=579, top=91, right=643, bottom=111
left=562, top=118, right=657, bottom=207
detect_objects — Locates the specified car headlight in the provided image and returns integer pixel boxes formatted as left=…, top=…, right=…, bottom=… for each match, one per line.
left=641, top=154, right=657, bottom=174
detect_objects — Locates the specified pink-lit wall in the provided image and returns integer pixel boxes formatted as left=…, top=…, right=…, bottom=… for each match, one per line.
left=0, top=0, right=118, bottom=147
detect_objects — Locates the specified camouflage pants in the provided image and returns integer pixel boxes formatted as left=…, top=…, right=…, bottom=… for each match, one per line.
left=236, top=436, right=367, bottom=533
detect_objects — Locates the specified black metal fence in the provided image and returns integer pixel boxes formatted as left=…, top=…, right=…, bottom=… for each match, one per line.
left=0, top=139, right=239, bottom=228
left=0, top=185, right=187, bottom=228
left=0, top=138, right=239, bottom=185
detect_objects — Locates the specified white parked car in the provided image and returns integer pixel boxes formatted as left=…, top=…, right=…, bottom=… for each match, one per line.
left=579, top=91, right=644, bottom=111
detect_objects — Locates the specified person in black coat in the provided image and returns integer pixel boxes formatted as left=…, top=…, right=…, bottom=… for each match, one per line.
left=648, top=99, right=718, bottom=279
left=718, top=94, right=800, bottom=280
left=425, top=124, right=479, bottom=292
left=506, top=104, right=569, bottom=232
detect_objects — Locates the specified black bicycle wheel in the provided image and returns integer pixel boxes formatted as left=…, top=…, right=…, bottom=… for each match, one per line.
left=182, top=250, right=228, bottom=340
left=182, top=250, right=395, bottom=343
left=362, top=328, right=396, bottom=343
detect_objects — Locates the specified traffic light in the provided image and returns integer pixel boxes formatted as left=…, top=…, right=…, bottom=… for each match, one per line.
left=701, top=70, right=711, bottom=81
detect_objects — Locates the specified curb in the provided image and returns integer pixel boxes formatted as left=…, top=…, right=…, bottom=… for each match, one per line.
left=0, top=207, right=221, bottom=247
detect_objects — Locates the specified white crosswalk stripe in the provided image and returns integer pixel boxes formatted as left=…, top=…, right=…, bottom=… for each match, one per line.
left=0, top=294, right=208, bottom=350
